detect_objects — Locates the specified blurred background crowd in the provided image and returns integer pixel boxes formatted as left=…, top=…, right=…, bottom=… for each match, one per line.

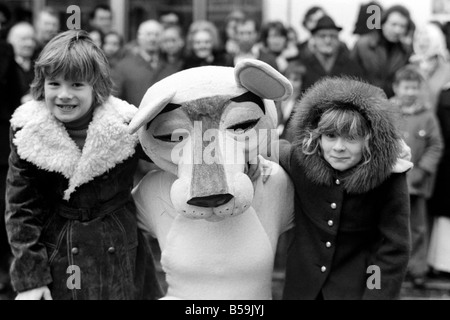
left=1, top=0, right=450, bottom=299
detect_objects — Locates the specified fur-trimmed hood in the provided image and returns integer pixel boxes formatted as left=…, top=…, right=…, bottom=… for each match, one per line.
left=290, top=77, right=403, bottom=194
left=10, top=96, right=139, bottom=200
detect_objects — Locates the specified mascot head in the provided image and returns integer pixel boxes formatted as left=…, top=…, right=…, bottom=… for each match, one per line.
left=129, top=59, right=292, bottom=222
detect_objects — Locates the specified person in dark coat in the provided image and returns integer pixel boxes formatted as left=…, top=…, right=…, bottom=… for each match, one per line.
left=7, top=22, right=36, bottom=104
left=0, top=23, right=22, bottom=296
left=294, top=15, right=364, bottom=94
left=390, top=65, right=443, bottom=288
left=279, top=77, right=412, bottom=300
left=181, top=20, right=233, bottom=70
left=351, top=5, right=413, bottom=98
left=427, top=82, right=450, bottom=277
left=296, top=6, right=326, bottom=55
left=112, top=20, right=179, bottom=108
left=233, top=18, right=279, bottom=71
left=5, top=30, right=162, bottom=300
left=283, top=15, right=363, bottom=143
left=160, top=25, right=185, bottom=73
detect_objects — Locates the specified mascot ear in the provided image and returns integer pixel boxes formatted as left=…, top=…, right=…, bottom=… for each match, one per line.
left=235, top=59, right=293, bottom=101
left=128, top=88, right=176, bottom=134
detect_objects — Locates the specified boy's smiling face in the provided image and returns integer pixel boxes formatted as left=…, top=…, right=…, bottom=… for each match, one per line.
left=44, top=76, right=94, bottom=123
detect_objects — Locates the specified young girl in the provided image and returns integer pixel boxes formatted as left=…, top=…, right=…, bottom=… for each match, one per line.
left=5, top=30, right=162, bottom=300
left=279, top=77, right=412, bottom=299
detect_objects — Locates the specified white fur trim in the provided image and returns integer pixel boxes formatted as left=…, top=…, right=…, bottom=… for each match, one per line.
left=11, top=96, right=139, bottom=200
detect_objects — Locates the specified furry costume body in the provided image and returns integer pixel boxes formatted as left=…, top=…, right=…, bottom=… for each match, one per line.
left=130, top=60, right=295, bottom=299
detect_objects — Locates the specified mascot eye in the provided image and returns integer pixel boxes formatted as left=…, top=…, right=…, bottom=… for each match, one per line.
left=227, top=119, right=260, bottom=134
left=153, top=132, right=188, bottom=143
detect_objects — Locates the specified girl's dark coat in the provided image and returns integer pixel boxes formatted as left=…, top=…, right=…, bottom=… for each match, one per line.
left=281, top=78, right=411, bottom=300
left=5, top=97, right=162, bottom=300
left=429, top=88, right=450, bottom=218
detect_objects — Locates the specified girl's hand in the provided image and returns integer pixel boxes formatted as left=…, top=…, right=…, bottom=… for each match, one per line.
left=15, top=286, right=53, bottom=300
left=398, top=139, right=412, bottom=162
left=246, top=155, right=273, bottom=184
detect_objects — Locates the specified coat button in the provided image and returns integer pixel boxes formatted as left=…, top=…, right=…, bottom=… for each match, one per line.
left=326, top=241, right=332, bottom=248
left=330, top=203, right=337, bottom=209
left=328, top=220, right=334, bottom=227
left=335, top=179, right=340, bottom=185
left=321, top=266, right=327, bottom=273
left=108, top=247, right=116, bottom=254
left=71, top=247, right=79, bottom=255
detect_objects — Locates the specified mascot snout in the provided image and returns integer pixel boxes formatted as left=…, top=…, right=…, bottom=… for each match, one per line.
left=170, top=133, right=255, bottom=221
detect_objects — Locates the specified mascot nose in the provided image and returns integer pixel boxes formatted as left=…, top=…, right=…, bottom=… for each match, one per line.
left=187, top=193, right=234, bottom=208
left=188, top=161, right=234, bottom=208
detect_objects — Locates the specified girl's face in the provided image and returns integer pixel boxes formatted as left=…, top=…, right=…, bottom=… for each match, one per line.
left=45, top=77, right=94, bottom=123
left=321, top=133, right=364, bottom=171
left=192, top=30, right=214, bottom=59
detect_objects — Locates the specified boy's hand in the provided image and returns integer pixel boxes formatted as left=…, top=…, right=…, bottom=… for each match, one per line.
left=15, top=286, right=53, bottom=300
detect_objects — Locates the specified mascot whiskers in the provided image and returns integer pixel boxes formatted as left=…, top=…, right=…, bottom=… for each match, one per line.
left=129, top=59, right=294, bottom=300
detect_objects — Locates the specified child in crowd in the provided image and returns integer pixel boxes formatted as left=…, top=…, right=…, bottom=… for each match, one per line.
left=278, top=77, right=412, bottom=299
left=102, top=31, right=125, bottom=69
left=277, top=61, right=306, bottom=142
left=5, top=30, right=162, bottom=300
left=390, top=65, right=444, bottom=287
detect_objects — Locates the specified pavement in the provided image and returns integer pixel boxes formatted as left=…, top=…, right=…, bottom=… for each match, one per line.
left=1, top=267, right=449, bottom=300
left=2, top=242, right=449, bottom=301
left=271, top=268, right=450, bottom=300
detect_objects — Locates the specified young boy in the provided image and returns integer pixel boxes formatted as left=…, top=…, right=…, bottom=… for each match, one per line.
left=390, top=65, right=444, bottom=288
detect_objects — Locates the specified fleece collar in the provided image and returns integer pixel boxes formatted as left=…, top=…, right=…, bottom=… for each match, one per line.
left=10, top=96, right=138, bottom=200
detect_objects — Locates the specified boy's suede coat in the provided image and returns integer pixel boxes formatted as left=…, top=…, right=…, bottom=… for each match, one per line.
left=6, top=97, right=162, bottom=300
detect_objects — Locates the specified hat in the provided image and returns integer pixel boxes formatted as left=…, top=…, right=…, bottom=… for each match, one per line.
left=310, top=15, right=342, bottom=34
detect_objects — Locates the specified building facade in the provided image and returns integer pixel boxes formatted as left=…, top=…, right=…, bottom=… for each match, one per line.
left=2, top=0, right=262, bottom=42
